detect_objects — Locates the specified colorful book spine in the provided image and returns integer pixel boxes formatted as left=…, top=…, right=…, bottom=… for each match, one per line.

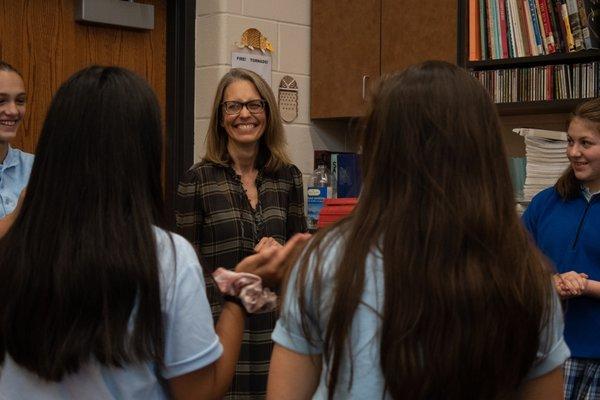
left=538, top=0, right=557, bottom=52
left=517, top=0, right=534, bottom=55
left=560, top=0, right=576, bottom=50
left=546, top=0, right=564, bottom=52
left=566, top=0, right=585, bottom=49
left=524, top=0, right=541, bottom=54
left=487, top=0, right=499, bottom=58
left=528, top=0, right=546, bottom=53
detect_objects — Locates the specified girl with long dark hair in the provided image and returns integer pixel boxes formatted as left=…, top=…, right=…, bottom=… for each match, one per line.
left=0, top=66, right=306, bottom=399
left=267, top=61, right=569, bottom=399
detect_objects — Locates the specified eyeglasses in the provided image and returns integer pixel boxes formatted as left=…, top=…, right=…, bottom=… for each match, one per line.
left=221, top=100, right=266, bottom=115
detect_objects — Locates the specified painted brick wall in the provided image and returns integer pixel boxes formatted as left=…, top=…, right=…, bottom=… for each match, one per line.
left=195, top=0, right=353, bottom=192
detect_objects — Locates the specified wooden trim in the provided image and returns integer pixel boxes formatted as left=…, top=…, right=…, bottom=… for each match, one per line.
left=165, top=0, right=195, bottom=226
left=467, top=50, right=600, bottom=70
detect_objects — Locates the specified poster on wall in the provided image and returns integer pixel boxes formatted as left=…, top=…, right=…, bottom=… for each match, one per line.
left=231, top=51, right=272, bottom=86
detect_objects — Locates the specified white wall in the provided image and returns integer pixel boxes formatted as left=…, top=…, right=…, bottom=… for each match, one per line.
left=195, top=0, right=354, bottom=187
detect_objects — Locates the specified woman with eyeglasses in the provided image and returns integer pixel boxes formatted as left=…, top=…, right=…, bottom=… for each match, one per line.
left=175, top=68, right=307, bottom=399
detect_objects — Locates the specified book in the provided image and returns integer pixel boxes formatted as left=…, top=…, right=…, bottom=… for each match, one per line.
left=552, top=0, right=569, bottom=51
left=560, top=0, right=576, bottom=51
left=566, top=0, right=585, bottom=49
left=538, top=0, right=557, bottom=52
left=480, top=0, right=489, bottom=59
left=581, top=0, right=600, bottom=48
left=528, top=0, right=546, bottom=53
left=336, top=153, right=362, bottom=198
left=513, top=127, right=568, bottom=140
left=469, top=0, right=482, bottom=60
left=499, top=0, right=511, bottom=57
left=524, top=0, right=541, bottom=54
left=516, top=0, right=534, bottom=55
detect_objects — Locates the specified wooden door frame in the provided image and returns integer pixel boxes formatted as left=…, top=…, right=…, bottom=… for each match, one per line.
left=165, top=0, right=195, bottom=224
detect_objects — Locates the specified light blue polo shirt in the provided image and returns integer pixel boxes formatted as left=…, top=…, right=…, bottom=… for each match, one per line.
left=0, top=145, right=34, bottom=218
left=0, top=228, right=223, bottom=399
left=273, top=231, right=571, bottom=399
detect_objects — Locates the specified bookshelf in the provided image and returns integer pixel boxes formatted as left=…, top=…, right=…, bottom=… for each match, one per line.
left=457, top=0, right=600, bottom=117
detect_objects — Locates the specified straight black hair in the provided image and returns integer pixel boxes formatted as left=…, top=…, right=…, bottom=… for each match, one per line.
left=0, top=66, right=166, bottom=380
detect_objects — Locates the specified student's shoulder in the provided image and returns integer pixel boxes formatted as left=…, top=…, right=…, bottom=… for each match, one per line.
left=154, top=227, right=199, bottom=265
left=11, top=147, right=34, bottom=164
left=529, top=187, right=560, bottom=206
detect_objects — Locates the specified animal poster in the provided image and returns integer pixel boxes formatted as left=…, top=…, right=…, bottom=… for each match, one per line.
left=231, top=52, right=272, bottom=86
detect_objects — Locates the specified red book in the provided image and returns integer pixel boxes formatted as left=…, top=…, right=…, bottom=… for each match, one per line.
left=538, top=0, right=557, bottom=52
left=498, top=0, right=510, bottom=58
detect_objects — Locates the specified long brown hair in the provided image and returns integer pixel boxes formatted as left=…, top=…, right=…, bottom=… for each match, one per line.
left=204, top=68, right=290, bottom=172
left=555, top=97, right=600, bottom=199
left=293, top=61, right=553, bottom=399
left=0, top=67, right=166, bottom=380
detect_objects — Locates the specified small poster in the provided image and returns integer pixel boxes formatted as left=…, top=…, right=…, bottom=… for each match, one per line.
left=231, top=51, right=272, bottom=86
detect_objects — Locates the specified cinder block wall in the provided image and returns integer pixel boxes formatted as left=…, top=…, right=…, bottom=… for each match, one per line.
left=195, top=0, right=354, bottom=195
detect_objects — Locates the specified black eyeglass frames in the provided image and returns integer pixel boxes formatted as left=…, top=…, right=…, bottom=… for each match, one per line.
left=221, top=99, right=267, bottom=115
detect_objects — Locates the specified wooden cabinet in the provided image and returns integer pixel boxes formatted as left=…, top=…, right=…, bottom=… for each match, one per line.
left=311, top=0, right=457, bottom=119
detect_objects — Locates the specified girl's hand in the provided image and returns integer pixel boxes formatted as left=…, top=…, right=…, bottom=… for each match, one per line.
left=254, top=236, right=283, bottom=253
left=554, top=271, right=588, bottom=298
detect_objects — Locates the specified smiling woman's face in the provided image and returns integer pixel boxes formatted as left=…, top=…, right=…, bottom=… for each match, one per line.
left=220, top=79, right=266, bottom=148
left=0, top=70, right=26, bottom=141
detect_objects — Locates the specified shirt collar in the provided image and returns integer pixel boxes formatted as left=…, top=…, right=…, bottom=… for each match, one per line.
left=0, top=146, right=19, bottom=169
left=581, top=185, right=600, bottom=202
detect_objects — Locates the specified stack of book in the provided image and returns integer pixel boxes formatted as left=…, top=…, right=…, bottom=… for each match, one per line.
left=469, top=0, right=600, bottom=61
left=513, top=127, right=570, bottom=201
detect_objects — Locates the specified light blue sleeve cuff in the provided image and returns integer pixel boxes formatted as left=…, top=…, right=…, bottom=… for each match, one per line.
left=272, top=321, right=323, bottom=355
left=161, top=337, right=223, bottom=379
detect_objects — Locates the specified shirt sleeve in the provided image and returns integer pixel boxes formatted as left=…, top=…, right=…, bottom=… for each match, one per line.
left=286, top=165, right=308, bottom=240
left=272, top=252, right=323, bottom=355
left=525, top=287, right=571, bottom=380
left=174, top=168, right=204, bottom=253
left=161, top=240, right=223, bottom=379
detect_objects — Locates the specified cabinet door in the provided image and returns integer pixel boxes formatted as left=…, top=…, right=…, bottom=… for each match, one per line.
left=381, top=0, right=457, bottom=75
left=311, top=0, right=381, bottom=118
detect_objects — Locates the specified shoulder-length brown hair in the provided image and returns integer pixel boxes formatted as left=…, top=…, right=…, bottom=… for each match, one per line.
left=292, top=61, right=553, bottom=400
left=203, top=68, right=290, bottom=172
left=555, top=97, right=600, bottom=199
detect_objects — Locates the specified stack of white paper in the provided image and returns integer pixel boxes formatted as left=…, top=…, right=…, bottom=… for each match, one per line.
left=513, top=128, right=569, bottom=202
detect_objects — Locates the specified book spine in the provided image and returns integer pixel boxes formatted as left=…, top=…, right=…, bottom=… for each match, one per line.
left=566, top=0, right=585, bottom=49
left=499, top=0, right=511, bottom=57
left=538, top=0, right=557, bottom=52
left=528, top=0, right=546, bottom=53
left=535, top=0, right=550, bottom=52
left=524, top=0, right=540, bottom=54
left=469, top=0, right=481, bottom=60
left=487, top=0, right=499, bottom=58
left=517, top=0, right=534, bottom=55
left=510, top=0, right=526, bottom=56
left=547, top=0, right=564, bottom=52
left=560, top=0, right=576, bottom=50
left=480, top=0, right=489, bottom=58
